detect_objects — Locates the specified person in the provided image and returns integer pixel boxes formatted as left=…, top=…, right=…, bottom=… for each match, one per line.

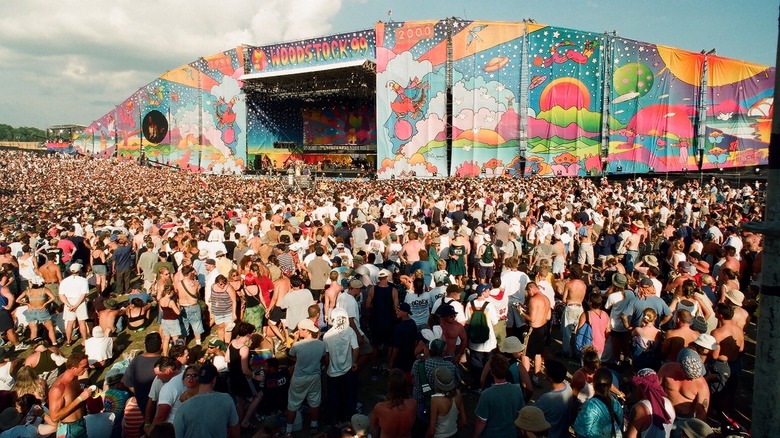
left=404, top=277, right=432, bottom=330
left=632, top=308, right=662, bottom=372
left=370, top=368, right=417, bottom=438
left=626, top=368, right=675, bottom=438
left=84, top=326, right=114, bottom=368
left=514, top=406, right=551, bottom=438
left=228, top=322, right=263, bottom=429
left=573, top=367, right=624, bottom=438
left=158, top=284, right=181, bottom=357
left=285, top=319, right=326, bottom=437
left=122, top=333, right=163, bottom=414
left=560, top=265, right=586, bottom=358
left=658, top=348, right=710, bottom=432
left=576, top=293, right=609, bottom=357
left=465, top=281, right=499, bottom=387
left=173, top=363, right=240, bottom=438
left=17, top=275, right=58, bottom=346
left=520, top=282, right=551, bottom=382
left=146, top=356, right=185, bottom=433
left=47, top=352, right=94, bottom=438
left=176, top=265, right=205, bottom=346
left=59, top=263, right=90, bottom=347
left=209, top=274, right=237, bottom=344
left=533, top=359, right=573, bottom=438
left=661, top=309, right=699, bottom=363
left=322, top=307, right=359, bottom=425
left=125, top=297, right=153, bottom=332
left=473, top=354, right=524, bottom=437
left=709, top=302, right=744, bottom=414
left=387, top=302, right=418, bottom=374
left=425, top=366, right=466, bottom=438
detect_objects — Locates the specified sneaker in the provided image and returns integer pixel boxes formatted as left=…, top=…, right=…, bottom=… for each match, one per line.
left=14, top=343, right=28, bottom=352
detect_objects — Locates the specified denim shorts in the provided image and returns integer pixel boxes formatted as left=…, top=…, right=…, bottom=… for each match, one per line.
left=24, top=308, right=51, bottom=323
left=181, top=304, right=205, bottom=335
left=213, top=313, right=234, bottom=326
left=161, top=318, right=182, bottom=337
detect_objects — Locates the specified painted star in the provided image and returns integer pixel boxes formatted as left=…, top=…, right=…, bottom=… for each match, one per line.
left=552, top=31, right=560, bottom=38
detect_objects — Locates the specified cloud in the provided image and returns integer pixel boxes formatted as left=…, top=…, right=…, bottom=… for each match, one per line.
left=0, top=0, right=343, bottom=128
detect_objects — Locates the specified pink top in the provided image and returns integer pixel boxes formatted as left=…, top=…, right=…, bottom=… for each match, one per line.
left=588, top=310, right=609, bottom=356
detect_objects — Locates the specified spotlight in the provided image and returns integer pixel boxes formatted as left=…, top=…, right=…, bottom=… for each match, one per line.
left=754, top=168, right=760, bottom=175
left=587, top=170, right=592, bottom=176
left=648, top=167, right=655, bottom=173
left=617, top=165, right=623, bottom=172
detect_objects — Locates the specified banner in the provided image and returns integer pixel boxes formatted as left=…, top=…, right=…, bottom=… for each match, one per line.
left=526, top=26, right=605, bottom=177
left=376, top=20, right=448, bottom=178
left=607, top=40, right=702, bottom=175
left=702, top=58, right=773, bottom=170
left=247, top=30, right=375, bottom=75
left=449, top=20, right=524, bottom=177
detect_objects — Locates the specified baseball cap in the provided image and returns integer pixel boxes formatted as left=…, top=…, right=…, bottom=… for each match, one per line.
left=205, top=258, right=216, bottom=266
left=69, top=263, right=83, bottom=273
left=297, top=319, right=320, bottom=333
left=208, top=338, right=227, bottom=351
left=639, top=277, right=653, bottom=288
left=351, top=414, right=370, bottom=435
left=198, top=363, right=219, bottom=384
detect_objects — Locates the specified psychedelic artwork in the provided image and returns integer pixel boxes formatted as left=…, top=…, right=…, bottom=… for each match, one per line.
left=526, top=26, right=605, bottom=177
left=74, top=48, right=248, bottom=174
left=449, top=20, right=526, bottom=177
left=303, top=106, right=376, bottom=146
left=607, top=39, right=702, bottom=174
left=702, top=57, right=774, bottom=170
left=376, top=20, right=449, bottom=178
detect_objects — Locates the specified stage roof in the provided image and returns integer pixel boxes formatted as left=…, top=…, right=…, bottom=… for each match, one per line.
left=241, top=60, right=376, bottom=100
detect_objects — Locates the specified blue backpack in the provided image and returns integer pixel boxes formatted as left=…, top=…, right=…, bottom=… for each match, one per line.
left=572, top=311, right=594, bottom=358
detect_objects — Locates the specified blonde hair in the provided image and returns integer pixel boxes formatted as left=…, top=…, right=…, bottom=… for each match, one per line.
left=642, top=307, right=657, bottom=325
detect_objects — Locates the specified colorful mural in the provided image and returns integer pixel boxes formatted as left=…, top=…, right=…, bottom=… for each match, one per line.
left=449, top=20, right=525, bottom=177
left=607, top=39, right=702, bottom=174
left=74, top=48, right=248, bottom=174
left=526, top=25, right=606, bottom=177
left=702, top=57, right=774, bottom=170
left=302, top=106, right=376, bottom=146
left=376, top=20, right=448, bottom=178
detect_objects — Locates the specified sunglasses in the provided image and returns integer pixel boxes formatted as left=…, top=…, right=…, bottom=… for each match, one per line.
left=184, top=373, right=199, bottom=379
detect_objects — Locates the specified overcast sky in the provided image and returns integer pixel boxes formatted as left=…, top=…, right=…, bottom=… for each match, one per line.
left=1, top=0, right=776, bottom=130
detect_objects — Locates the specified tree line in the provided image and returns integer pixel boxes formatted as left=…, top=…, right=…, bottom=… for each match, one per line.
left=0, top=124, right=47, bottom=142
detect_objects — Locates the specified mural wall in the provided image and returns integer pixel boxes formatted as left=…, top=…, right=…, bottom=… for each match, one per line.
left=74, top=48, right=248, bottom=174
left=526, top=25, right=606, bottom=177
left=702, top=57, right=774, bottom=170
left=376, top=20, right=449, bottom=178
left=449, top=20, right=525, bottom=177
left=303, top=106, right=376, bottom=146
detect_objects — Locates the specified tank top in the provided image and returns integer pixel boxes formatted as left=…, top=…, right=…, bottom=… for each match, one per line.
left=637, top=398, right=675, bottom=438
left=92, top=251, right=105, bottom=266
left=675, top=298, right=699, bottom=318
left=210, top=286, right=232, bottom=316
left=161, top=300, right=178, bottom=320
left=576, top=371, right=595, bottom=404
left=127, top=308, right=146, bottom=323
left=228, top=344, right=246, bottom=385
left=371, top=284, right=395, bottom=326
left=244, top=286, right=262, bottom=308
left=431, top=394, right=459, bottom=438
left=32, top=350, right=58, bottom=374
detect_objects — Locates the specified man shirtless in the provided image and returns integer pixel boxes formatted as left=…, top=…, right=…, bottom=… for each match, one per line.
left=435, top=304, right=467, bottom=362
left=658, top=350, right=710, bottom=427
left=560, top=266, right=586, bottom=357
left=723, top=289, right=750, bottom=330
left=661, top=310, right=699, bottom=362
left=623, top=222, right=644, bottom=273
left=266, top=269, right=292, bottom=349
left=48, top=352, right=93, bottom=438
left=711, top=303, right=745, bottom=412
left=520, top=282, right=551, bottom=379
left=39, top=254, right=63, bottom=302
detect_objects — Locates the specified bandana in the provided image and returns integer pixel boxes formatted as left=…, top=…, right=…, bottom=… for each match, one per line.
left=632, top=368, right=672, bottom=427
left=678, top=348, right=705, bottom=379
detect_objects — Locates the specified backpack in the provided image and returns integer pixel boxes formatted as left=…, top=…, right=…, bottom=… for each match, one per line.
left=480, top=244, right=495, bottom=264
left=467, top=301, right=491, bottom=344
left=572, top=311, right=594, bottom=358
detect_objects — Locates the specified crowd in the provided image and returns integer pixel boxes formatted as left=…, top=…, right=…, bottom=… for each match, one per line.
left=0, top=149, right=765, bottom=438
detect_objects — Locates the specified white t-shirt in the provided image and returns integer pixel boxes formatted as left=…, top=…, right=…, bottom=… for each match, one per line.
left=430, top=296, right=467, bottom=325
left=85, top=337, right=114, bottom=364
left=336, top=292, right=364, bottom=337
left=59, top=275, right=89, bottom=304
left=323, top=309, right=359, bottom=378
left=157, top=372, right=186, bottom=422
left=465, top=298, right=499, bottom=352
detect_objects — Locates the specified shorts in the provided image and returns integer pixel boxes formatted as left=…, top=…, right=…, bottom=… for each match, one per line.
left=287, top=374, right=322, bottom=410
left=92, top=265, right=108, bottom=275
left=0, top=309, right=13, bottom=332
left=213, top=313, right=234, bottom=326
left=161, top=319, right=182, bottom=337
left=268, top=307, right=287, bottom=325
left=57, top=417, right=87, bottom=438
left=24, top=308, right=52, bottom=323
left=524, top=326, right=546, bottom=358
left=63, top=302, right=89, bottom=322
left=506, top=303, right=525, bottom=328
left=358, top=337, right=373, bottom=355
left=181, top=304, right=205, bottom=335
